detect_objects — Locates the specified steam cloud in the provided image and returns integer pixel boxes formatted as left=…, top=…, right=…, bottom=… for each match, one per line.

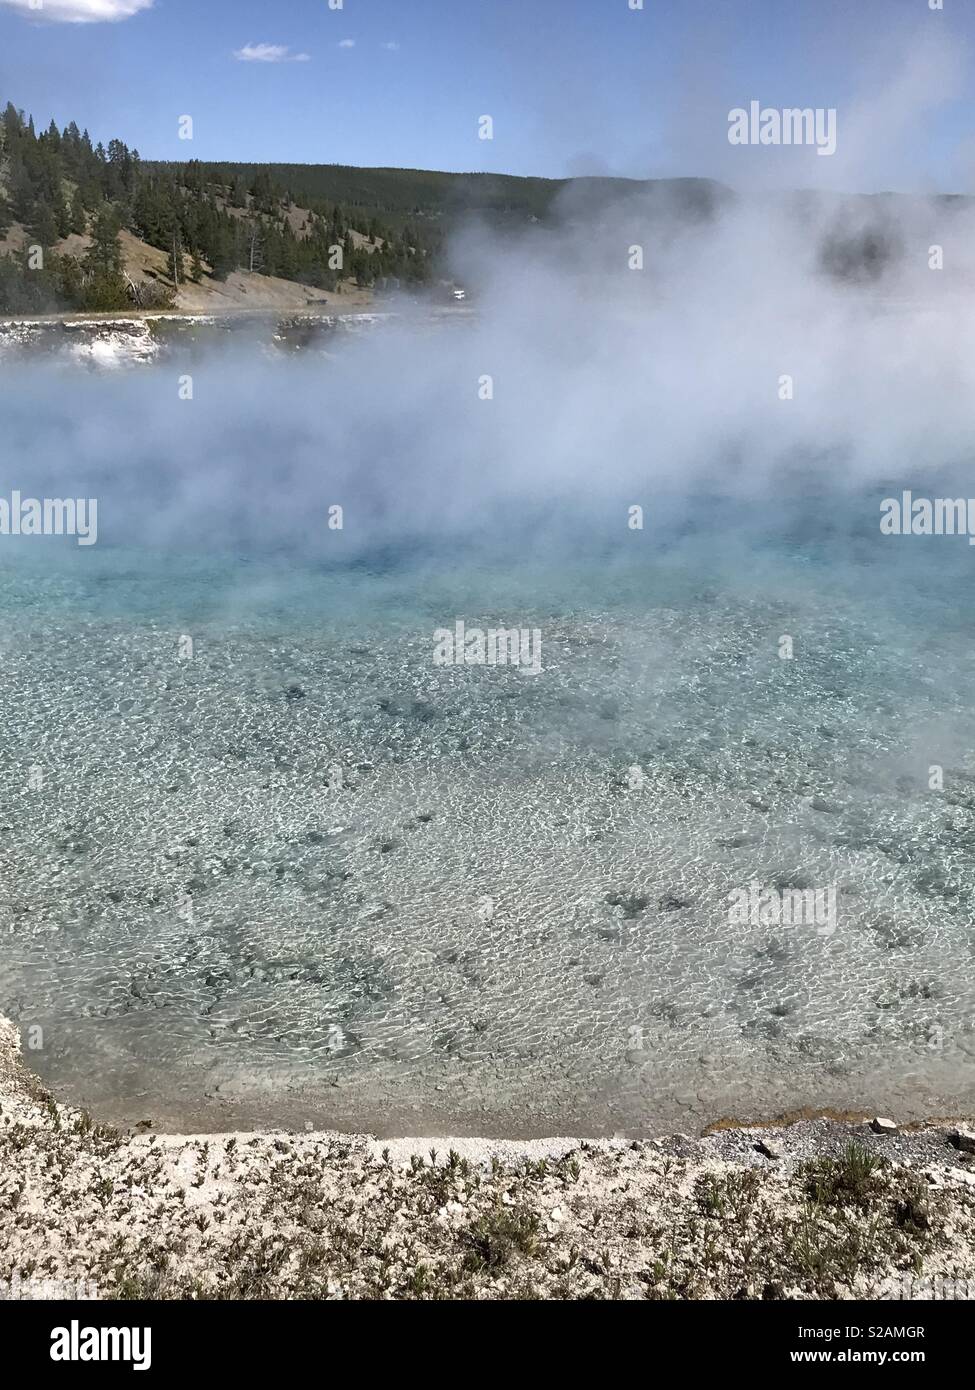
left=3, top=194, right=973, bottom=558
left=2, top=29, right=973, bottom=566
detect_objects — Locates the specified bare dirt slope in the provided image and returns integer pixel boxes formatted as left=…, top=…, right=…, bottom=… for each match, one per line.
left=0, top=222, right=374, bottom=314
left=116, top=228, right=373, bottom=313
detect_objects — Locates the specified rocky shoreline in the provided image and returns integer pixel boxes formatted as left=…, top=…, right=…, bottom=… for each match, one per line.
left=0, top=308, right=401, bottom=366
left=0, top=305, right=480, bottom=372
left=1, top=1016, right=973, bottom=1300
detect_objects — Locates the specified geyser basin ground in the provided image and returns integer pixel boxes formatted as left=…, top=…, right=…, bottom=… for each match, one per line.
left=1, top=526, right=973, bottom=1136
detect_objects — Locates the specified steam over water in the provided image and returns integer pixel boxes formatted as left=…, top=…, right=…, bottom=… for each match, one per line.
left=3, top=182, right=975, bottom=1135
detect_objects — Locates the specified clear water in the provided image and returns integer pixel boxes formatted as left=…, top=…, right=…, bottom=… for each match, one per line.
left=1, top=351, right=974, bottom=1137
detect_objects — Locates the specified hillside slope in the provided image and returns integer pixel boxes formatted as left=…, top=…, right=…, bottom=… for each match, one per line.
left=0, top=98, right=435, bottom=315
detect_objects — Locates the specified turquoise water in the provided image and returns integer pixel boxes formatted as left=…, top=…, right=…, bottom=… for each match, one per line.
left=1, top=349, right=974, bottom=1136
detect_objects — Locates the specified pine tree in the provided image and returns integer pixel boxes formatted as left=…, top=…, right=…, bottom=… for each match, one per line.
left=69, top=188, right=87, bottom=235
left=167, top=232, right=184, bottom=286
left=84, top=203, right=123, bottom=277
left=2, top=102, right=23, bottom=139
left=29, top=200, right=59, bottom=248
left=247, top=224, right=263, bottom=273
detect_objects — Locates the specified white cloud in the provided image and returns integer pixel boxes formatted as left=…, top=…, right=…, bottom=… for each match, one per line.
left=234, top=43, right=310, bottom=64
left=338, top=39, right=355, bottom=49
left=381, top=41, right=400, bottom=51
left=0, top=0, right=151, bottom=20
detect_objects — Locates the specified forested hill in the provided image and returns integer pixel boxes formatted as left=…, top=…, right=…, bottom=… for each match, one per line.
left=0, top=100, right=456, bottom=314
left=143, top=163, right=561, bottom=226
left=0, top=95, right=726, bottom=316
left=143, top=162, right=707, bottom=226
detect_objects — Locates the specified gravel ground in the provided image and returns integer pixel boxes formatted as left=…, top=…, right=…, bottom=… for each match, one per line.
left=2, top=1014, right=974, bottom=1301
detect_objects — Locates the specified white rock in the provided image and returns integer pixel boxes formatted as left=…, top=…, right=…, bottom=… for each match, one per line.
left=871, top=1117, right=899, bottom=1135
left=948, top=1126, right=975, bottom=1154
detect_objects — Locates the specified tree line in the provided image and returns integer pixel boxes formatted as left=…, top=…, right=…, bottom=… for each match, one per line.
left=0, top=99, right=441, bottom=314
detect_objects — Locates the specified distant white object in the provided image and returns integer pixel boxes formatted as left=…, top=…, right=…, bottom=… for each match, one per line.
left=452, top=288, right=467, bottom=301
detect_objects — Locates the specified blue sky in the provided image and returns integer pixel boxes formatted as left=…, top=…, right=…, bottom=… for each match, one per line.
left=0, top=0, right=971, bottom=190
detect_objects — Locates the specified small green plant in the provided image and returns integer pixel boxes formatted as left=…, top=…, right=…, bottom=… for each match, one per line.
left=695, top=1175, right=726, bottom=1217
left=893, top=1179, right=931, bottom=1236
left=460, top=1206, right=541, bottom=1273
left=802, top=1143, right=885, bottom=1209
